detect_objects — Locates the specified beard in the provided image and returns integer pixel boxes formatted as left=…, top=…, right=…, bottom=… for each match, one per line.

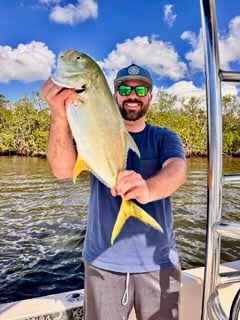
left=118, top=99, right=149, bottom=121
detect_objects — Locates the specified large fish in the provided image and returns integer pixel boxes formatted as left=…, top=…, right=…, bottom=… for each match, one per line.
left=51, top=49, right=163, bottom=244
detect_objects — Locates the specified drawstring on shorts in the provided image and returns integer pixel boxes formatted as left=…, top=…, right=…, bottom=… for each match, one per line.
left=121, top=272, right=130, bottom=305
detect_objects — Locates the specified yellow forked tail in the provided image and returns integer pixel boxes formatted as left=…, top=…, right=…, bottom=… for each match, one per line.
left=110, top=200, right=163, bottom=245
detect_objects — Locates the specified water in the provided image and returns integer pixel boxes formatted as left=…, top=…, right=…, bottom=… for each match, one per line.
left=0, top=156, right=239, bottom=303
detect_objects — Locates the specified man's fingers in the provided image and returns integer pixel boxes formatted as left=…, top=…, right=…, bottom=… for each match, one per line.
left=110, top=187, right=118, bottom=197
left=41, top=78, right=75, bottom=110
left=117, top=177, right=140, bottom=196
left=116, top=170, right=138, bottom=188
left=116, top=170, right=135, bottom=181
left=116, top=172, right=143, bottom=194
left=41, top=79, right=60, bottom=100
left=113, top=170, right=150, bottom=203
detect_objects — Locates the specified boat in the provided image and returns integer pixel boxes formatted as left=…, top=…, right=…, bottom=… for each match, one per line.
left=0, top=0, right=239, bottom=319
left=0, top=260, right=239, bottom=320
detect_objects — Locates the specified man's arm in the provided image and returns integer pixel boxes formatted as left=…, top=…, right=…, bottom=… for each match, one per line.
left=111, top=157, right=186, bottom=204
left=41, top=79, right=77, bottom=179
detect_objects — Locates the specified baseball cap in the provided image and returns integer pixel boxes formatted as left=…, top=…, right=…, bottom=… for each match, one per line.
left=114, top=64, right=153, bottom=91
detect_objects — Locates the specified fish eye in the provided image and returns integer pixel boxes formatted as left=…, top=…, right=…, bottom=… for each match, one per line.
left=76, top=56, right=81, bottom=61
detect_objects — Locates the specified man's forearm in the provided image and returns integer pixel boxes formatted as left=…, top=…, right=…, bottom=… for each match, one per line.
left=47, top=115, right=77, bottom=179
left=112, top=157, right=186, bottom=204
left=146, top=157, right=186, bottom=202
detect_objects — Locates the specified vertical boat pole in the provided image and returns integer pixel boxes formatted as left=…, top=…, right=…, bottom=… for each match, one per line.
left=199, top=0, right=223, bottom=319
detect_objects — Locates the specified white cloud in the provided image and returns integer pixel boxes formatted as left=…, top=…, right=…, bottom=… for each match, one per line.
left=219, top=16, right=240, bottom=69
left=221, top=83, right=239, bottom=97
left=163, top=4, right=177, bottom=28
left=165, top=80, right=205, bottom=100
left=39, top=0, right=61, bottom=5
left=0, top=41, right=55, bottom=83
left=149, top=81, right=206, bottom=107
left=164, top=80, right=239, bottom=100
left=181, top=15, right=240, bottom=71
left=49, top=0, right=98, bottom=25
left=101, top=36, right=187, bottom=90
left=151, top=81, right=239, bottom=105
left=181, top=30, right=204, bottom=71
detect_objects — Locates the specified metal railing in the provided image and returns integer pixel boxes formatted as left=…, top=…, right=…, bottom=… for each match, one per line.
left=199, top=0, right=240, bottom=319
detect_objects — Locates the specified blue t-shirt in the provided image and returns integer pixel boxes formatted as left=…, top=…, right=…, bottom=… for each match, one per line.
left=82, top=123, right=185, bottom=273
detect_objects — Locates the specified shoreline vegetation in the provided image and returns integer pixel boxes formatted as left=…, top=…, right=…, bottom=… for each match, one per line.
left=0, top=90, right=240, bottom=158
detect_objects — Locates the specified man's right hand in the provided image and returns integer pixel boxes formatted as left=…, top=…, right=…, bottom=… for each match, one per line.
left=41, top=78, right=75, bottom=116
left=41, top=78, right=77, bottom=179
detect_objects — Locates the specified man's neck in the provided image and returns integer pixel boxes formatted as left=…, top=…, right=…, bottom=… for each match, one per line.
left=124, top=117, right=146, bottom=133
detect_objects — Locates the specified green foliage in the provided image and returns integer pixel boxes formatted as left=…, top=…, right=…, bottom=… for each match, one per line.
left=0, top=93, right=9, bottom=108
left=147, top=92, right=240, bottom=157
left=0, top=90, right=240, bottom=157
left=0, top=91, right=50, bottom=156
left=222, top=95, right=240, bottom=155
left=151, top=90, right=177, bottom=112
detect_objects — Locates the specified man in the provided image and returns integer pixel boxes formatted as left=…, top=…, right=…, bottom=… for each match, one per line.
left=41, top=63, right=186, bottom=320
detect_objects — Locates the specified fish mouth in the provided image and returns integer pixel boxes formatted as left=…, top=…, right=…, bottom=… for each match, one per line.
left=75, top=84, right=87, bottom=94
left=51, top=76, right=87, bottom=94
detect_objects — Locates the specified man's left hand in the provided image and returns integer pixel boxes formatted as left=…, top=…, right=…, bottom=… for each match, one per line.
left=110, top=170, right=151, bottom=204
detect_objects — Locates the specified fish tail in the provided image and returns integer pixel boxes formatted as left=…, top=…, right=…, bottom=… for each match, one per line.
left=110, top=200, right=163, bottom=245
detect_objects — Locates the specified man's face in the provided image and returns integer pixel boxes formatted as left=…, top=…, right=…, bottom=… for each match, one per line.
left=114, top=79, right=152, bottom=121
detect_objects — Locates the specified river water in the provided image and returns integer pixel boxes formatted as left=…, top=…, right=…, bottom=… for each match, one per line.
left=0, top=156, right=239, bottom=303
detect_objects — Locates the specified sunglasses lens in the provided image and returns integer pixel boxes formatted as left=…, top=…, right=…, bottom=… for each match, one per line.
left=118, top=85, right=149, bottom=96
left=118, top=85, right=131, bottom=96
left=135, top=86, right=148, bottom=96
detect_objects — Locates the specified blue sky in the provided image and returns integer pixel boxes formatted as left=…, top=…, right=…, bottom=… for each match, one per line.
left=0, top=0, right=240, bottom=103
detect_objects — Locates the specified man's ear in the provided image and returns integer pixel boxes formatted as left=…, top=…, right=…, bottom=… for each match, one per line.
left=148, top=92, right=153, bottom=104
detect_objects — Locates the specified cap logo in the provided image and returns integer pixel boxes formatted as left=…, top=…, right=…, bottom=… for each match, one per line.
left=128, top=65, right=140, bottom=75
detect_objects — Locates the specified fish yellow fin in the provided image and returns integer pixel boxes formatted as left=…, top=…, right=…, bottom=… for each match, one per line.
left=111, top=200, right=163, bottom=245
left=73, top=155, right=91, bottom=183
left=125, top=131, right=140, bottom=158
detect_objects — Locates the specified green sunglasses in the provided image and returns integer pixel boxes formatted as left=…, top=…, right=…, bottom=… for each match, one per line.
left=118, top=85, right=149, bottom=97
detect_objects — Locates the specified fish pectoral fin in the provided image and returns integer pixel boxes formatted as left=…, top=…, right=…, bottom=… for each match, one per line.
left=110, top=200, right=163, bottom=245
left=73, top=155, right=91, bottom=183
left=125, top=131, right=140, bottom=158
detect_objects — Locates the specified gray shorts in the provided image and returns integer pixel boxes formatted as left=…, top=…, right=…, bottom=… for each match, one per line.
left=84, top=263, right=181, bottom=320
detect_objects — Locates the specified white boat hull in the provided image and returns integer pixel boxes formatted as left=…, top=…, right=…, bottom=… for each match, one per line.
left=0, top=261, right=239, bottom=320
